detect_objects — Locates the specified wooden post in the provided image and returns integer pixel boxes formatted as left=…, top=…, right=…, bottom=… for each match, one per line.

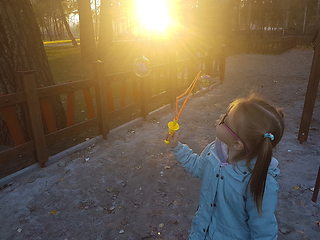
left=169, top=52, right=177, bottom=108
left=220, top=45, right=226, bottom=82
left=312, top=166, right=320, bottom=202
left=94, top=61, right=109, bottom=139
left=298, top=30, right=320, bottom=143
left=19, top=71, right=48, bottom=167
left=139, top=75, right=148, bottom=121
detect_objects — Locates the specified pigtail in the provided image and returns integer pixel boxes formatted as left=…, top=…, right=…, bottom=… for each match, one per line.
left=249, top=136, right=273, bottom=213
left=229, top=96, right=284, bottom=213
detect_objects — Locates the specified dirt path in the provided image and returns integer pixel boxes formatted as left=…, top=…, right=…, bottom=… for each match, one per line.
left=0, top=49, right=319, bottom=240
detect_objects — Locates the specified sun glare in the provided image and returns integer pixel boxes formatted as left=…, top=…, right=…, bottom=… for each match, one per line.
left=136, top=0, right=170, bottom=32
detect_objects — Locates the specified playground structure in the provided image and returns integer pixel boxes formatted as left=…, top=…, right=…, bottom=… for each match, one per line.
left=297, top=28, right=320, bottom=202
left=0, top=46, right=226, bottom=177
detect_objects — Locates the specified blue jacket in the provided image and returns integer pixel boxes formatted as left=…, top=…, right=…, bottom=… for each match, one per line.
left=173, top=141, right=280, bottom=240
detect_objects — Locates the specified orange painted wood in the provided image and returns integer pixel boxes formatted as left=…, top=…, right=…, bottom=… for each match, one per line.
left=1, top=105, right=25, bottom=145
left=121, top=79, right=126, bottom=108
left=83, top=88, right=95, bottom=119
left=37, top=79, right=96, bottom=99
left=40, top=97, right=57, bottom=133
left=67, top=91, right=75, bottom=126
left=132, top=78, right=139, bottom=102
left=106, top=83, right=115, bottom=112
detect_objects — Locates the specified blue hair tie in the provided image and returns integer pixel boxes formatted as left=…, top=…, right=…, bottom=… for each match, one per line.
left=264, top=133, right=274, bottom=140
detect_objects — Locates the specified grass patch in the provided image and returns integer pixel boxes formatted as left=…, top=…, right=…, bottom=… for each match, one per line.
left=43, top=39, right=80, bottom=45
left=45, top=45, right=93, bottom=84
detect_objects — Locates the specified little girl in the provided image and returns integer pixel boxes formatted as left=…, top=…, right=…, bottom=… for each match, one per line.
left=165, top=96, right=284, bottom=240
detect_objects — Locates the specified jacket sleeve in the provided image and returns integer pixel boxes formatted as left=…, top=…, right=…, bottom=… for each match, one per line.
left=246, top=178, right=279, bottom=240
left=172, top=142, right=212, bottom=179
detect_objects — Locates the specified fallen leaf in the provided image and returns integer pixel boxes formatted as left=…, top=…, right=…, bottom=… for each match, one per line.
left=293, top=186, right=299, bottom=190
left=106, top=187, right=114, bottom=192
left=50, top=210, right=57, bottom=215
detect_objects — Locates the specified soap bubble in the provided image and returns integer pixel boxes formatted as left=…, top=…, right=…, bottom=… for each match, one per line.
left=133, top=56, right=151, bottom=77
left=198, top=75, right=215, bottom=90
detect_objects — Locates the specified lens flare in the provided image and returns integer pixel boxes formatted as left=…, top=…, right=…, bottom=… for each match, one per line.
left=136, top=0, right=170, bottom=32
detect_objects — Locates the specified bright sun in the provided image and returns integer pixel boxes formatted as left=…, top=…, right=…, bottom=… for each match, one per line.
left=136, top=0, right=170, bottom=32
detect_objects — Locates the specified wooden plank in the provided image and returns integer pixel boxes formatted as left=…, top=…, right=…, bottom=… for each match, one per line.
left=39, top=97, right=57, bottom=133
left=83, top=88, right=96, bottom=119
left=45, top=118, right=99, bottom=145
left=37, top=79, right=96, bottom=99
left=0, top=141, right=35, bottom=163
left=108, top=102, right=140, bottom=120
left=1, top=105, right=25, bottom=145
left=0, top=92, right=27, bottom=108
left=67, top=91, right=75, bottom=126
left=20, top=71, right=48, bottom=167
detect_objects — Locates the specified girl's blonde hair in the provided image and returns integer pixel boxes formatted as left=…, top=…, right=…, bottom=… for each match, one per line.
left=229, top=96, right=284, bottom=213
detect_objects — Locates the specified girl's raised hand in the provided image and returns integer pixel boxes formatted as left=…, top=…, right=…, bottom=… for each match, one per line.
left=164, top=132, right=179, bottom=149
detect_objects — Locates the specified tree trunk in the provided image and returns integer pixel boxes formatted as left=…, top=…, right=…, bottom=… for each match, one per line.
left=0, top=0, right=66, bottom=145
left=97, top=0, right=113, bottom=62
left=316, top=0, right=320, bottom=27
left=58, top=0, right=78, bottom=46
left=78, top=0, right=97, bottom=62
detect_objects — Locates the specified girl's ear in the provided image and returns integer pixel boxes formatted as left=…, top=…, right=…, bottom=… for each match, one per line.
left=232, top=140, right=244, bottom=151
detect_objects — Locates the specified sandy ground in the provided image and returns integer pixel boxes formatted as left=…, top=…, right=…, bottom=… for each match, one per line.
left=0, top=49, right=320, bottom=240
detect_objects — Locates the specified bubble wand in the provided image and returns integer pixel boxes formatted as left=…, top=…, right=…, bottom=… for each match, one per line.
left=164, top=71, right=201, bottom=144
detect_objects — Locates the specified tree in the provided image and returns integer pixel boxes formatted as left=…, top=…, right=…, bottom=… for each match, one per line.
left=97, top=0, right=113, bottom=62
left=78, top=0, right=97, bottom=61
left=0, top=0, right=65, bottom=145
left=31, top=0, right=78, bottom=43
left=57, top=0, right=78, bottom=46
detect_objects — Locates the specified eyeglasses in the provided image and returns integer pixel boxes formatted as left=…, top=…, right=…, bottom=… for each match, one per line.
left=219, top=111, right=248, bottom=152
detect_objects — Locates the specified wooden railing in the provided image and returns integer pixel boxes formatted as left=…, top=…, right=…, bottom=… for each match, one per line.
left=248, top=36, right=296, bottom=54
left=0, top=46, right=226, bottom=170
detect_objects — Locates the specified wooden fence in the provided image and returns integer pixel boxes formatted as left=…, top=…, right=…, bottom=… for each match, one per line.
left=0, top=46, right=226, bottom=170
left=248, top=36, right=296, bottom=54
